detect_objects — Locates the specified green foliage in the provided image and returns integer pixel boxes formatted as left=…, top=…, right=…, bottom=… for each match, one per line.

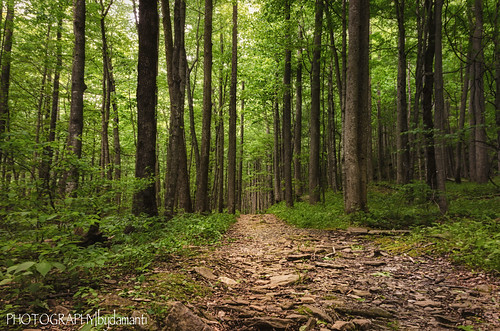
left=268, top=192, right=349, bottom=229
left=270, top=181, right=500, bottom=272
left=0, top=211, right=236, bottom=312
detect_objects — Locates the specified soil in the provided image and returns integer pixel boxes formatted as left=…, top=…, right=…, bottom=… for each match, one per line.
left=188, top=214, right=500, bottom=330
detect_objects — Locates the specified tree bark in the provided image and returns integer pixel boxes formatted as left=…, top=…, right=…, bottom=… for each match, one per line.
left=237, top=81, right=245, bottom=211
left=162, top=0, right=192, bottom=215
left=227, top=0, right=238, bottom=214
left=40, top=15, right=63, bottom=199
left=455, top=58, right=470, bottom=183
left=0, top=0, right=13, bottom=147
left=395, top=0, right=410, bottom=185
left=433, top=0, right=448, bottom=213
left=195, top=0, right=213, bottom=212
left=410, top=0, right=425, bottom=181
left=309, top=0, right=323, bottom=205
left=282, top=0, right=293, bottom=207
left=294, top=29, right=303, bottom=198
left=133, top=0, right=159, bottom=216
left=344, top=0, right=370, bottom=213
left=469, top=0, right=488, bottom=183
left=273, top=94, right=281, bottom=203
left=422, top=0, right=437, bottom=190
left=65, top=0, right=86, bottom=195
left=495, top=0, right=500, bottom=174
left=100, top=1, right=113, bottom=181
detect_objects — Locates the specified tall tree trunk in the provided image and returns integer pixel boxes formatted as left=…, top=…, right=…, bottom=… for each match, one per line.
left=273, top=95, right=281, bottom=203
left=410, top=0, right=425, bottom=181
left=469, top=0, right=488, bottom=183
left=133, top=0, right=159, bottom=216
left=0, top=0, right=13, bottom=150
left=294, top=29, right=303, bottom=198
left=195, top=0, right=213, bottom=212
left=216, top=32, right=225, bottom=213
left=327, top=63, right=338, bottom=191
left=100, top=1, right=113, bottom=181
left=433, top=0, right=448, bottom=213
left=495, top=0, right=500, bottom=174
left=395, top=0, right=410, bottom=184
left=282, top=0, right=293, bottom=207
left=65, top=0, right=86, bottom=195
left=40, top=15, right=63, bottom=199
left=422, top=0, right=437, bottom=190
left=227, top=0, right=238, bottom=214
left=344, top=0, right=370, bottom=213
left=455, top=59, right=470, bottom=183
left=309, top=0, right=323, bottom=204
left=237, top=81, right=245, bottom=211
left=376, top=88, right=385, bottom=181
left=162, top=0, right=191, bottom=215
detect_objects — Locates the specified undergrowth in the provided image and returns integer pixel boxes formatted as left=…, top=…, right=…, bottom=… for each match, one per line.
left=269, top=180, right=500, bottom=272
left=0, top=209, right=235, bottom=319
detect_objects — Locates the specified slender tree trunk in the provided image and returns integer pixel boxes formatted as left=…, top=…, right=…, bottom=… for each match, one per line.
left=433, top=0, right=448, bottom=213
left=65, top=0, right=86, bottom=195
left=327, top=63, right=338, bottom=191
left=422, top=0, right=437, bottom=190
left=216, top=33, right=225, bottom=213
left=376, top=88, right=385, bottom=181
left=469, top=0, right=488, bottom=183
left=309, top=0, right=323, bottom=204
left=100, top=4, right=112, bottom=181
left=0, top=0, right=13, bottom=152
left=410, top=0, right=425, bottom=181
left=395, top=0, right=410, bottom=184
left=344, top=0, right=370, bottom=213
left=294, top=29, right=303, bottom=198
left=282, top=0, right=293, bottom=207
left=495, top=0, right=500, bottom=174
left=40, top=15, right=63, bottom=199
left=273, top=95, right=281, bottom=203
left=187, top=67, right=200, bottom=183
left=227, top=0, right=238, bottom=214
left=237, top=81, right=245, bottom=211
left=455, top=58, right=470, bottom=183
left=195, top=0, right=213, bottom=212
left=133, top=0, right=159, bottom=216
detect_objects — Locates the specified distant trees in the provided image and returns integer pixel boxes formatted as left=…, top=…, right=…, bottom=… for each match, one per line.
left=0, top=0, right=499, bottom=218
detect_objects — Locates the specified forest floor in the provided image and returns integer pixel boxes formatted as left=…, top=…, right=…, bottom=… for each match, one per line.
left=172, top=213, right=500, bottom=331
left=30, top=213, right=500, bottom=331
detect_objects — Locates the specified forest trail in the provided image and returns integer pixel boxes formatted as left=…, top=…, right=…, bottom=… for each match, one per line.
left=185, top=214, right=500, bottom=330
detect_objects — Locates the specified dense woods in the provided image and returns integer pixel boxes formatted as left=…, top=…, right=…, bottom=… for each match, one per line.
left=1, top=0, right=500, bottom=329
left=0, top=0, right=498, bottom=216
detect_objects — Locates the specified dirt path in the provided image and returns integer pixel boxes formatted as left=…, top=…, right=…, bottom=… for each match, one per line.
left=188, top=214, right=500, bottom=330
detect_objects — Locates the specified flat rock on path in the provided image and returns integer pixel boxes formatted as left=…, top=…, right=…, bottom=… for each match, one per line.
left=190, top=214, right=500, bottom=330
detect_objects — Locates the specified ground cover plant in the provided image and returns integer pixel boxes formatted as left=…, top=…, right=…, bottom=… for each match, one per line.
left=269, top=180, right=500, bottom=272
left=0, top=205, right=235, bottom=329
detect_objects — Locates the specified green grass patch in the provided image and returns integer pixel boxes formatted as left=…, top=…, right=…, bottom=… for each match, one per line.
left=268, top=192, right=349, bottom=229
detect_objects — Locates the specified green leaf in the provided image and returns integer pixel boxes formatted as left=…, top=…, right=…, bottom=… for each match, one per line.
left=7, top=261, right=35, bottom=274
left=36, top=261, right=52, bottom=277
left=51, top=262, right=66, bottom=271
left=79, top=322, right=94, bottom=331
left=0, top=278, right=13, bottom=285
